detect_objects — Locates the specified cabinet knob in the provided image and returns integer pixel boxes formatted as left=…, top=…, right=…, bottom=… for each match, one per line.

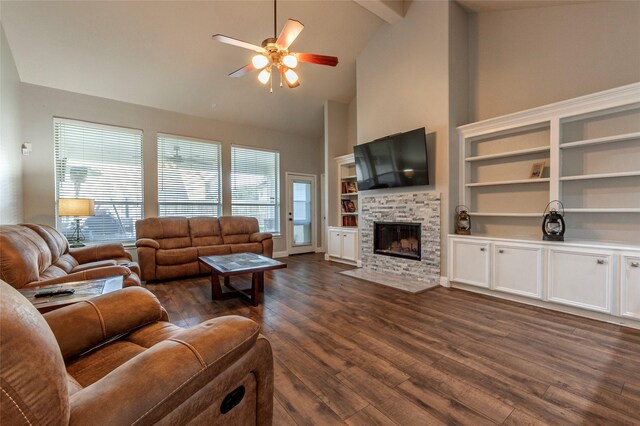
left=631, top=261, right=639, bottom=268
left=498, top=249, right=504, bottom=254
left=597, top=259, right=606, bottom=265
left=480, top=248, right=486, bottom=252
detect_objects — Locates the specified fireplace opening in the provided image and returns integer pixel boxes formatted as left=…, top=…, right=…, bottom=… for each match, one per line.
left=374, top=222, right=421, bottom=261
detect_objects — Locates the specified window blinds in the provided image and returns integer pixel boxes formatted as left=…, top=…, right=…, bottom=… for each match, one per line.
left=54, top=118, right=143, bottom=243
left=157, top=134, right=222, bottom=217
left=231, top=145, right=280, bottom=233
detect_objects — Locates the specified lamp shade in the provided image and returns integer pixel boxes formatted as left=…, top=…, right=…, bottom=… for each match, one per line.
left=58, top=198, right=95, bottom=217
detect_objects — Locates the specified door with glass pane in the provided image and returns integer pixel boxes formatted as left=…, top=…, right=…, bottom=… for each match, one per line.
left=286, top=173, right=316, bottom=255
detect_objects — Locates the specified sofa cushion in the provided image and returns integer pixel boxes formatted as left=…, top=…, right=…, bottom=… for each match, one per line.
left=219, top=216, right=260, bottom=244
left=189, top=217, right=224, bottom=246
left=54, top=253, right=80, bottom=274
left=0, top=225, right=51, bottom=288
left=197, top=245, right=231, bottom=257
left=136, top=217, right=191, bottom=249
left=72, top=260, right=118, bottom=273
left=156, top=262, right=200, bottom=281
left=230, top=243, right=263, bottom=254
left=156, top=247, right=198, bottom=266
left=21, top=223, right=69, bottom=264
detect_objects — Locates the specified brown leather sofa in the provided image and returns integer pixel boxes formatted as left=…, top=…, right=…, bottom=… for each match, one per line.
left=0, top=280, right=274, bottom=425
left=136, top=216, right=273, bottom=281
left=0, top=224, right=141, bottom=288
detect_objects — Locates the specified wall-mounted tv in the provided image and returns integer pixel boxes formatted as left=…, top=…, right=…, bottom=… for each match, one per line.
left=353, top=127, right=429, bottom=191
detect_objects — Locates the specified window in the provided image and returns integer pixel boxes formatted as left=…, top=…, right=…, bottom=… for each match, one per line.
left=157, top=134, right=222, bottom=217
left=231, top=146, right=280, bottom=233
left=54, top=118, right=143, bottom=243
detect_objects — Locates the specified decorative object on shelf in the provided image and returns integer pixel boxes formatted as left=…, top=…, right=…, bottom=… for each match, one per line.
left=58, top=198, right=95, bottom=247
left=212, top=0, right=338, bottom=92
left=542, top=200, right=565, bottom=241
left=455, top=205, right=471, bottom=235
left=347, top=182, right=358, bottom=193
left=529, top=161, right=546, bottom=179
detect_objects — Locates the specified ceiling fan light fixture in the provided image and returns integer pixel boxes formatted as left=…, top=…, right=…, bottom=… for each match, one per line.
left=257, top=67, right=272, bottom=85
left=282, top=54, right=298, bottom=69
left=251, top=54, right=269, bottom=70
left=284, top=68, right=299, bottom=85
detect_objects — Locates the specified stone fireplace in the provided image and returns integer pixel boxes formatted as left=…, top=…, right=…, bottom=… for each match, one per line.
left=374, top=222, right=421, bottom=261
left=359, top=192, right=440, bottom=289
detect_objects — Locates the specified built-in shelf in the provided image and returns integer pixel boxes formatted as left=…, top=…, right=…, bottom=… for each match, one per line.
left=341, top=192, right=359, bottom=196
left=564, top=208, right=640, bottom=213
left=343, top=175, right=357, bottom=179
left=466, top=178, right=550, bottom=187
left=560, top=171, right=640, bottom=181
left=560, top=131, right=640, bottom=150
left=341, top=212, right=358, bottom=216
left=469, top=212, right=542, bottom=217
left=466, top=146, right=550, bottom=162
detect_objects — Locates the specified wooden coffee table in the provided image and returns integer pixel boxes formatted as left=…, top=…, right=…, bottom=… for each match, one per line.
left=198, top=253, right=286, bottom=306
left=18, top=276, right=124, bottom=313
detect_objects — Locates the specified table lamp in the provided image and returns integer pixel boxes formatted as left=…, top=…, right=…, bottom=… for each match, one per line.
left=58, top=198, right=95, bottom=247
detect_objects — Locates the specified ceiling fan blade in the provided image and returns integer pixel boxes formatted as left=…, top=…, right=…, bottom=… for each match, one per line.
left=295, top=53, right=339, bottom=67
left=212, top=34, right=266, bottom=53
left=229, top=64, right=254, bottom=78
left=276, top=19, right=304, bottom=50
left=277, top=65, right=300, bottom=89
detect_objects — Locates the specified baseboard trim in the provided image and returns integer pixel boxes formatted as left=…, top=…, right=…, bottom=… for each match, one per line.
left=440, top=276, right=450, bottom=287
left=273, top=251, right=288, bottom=258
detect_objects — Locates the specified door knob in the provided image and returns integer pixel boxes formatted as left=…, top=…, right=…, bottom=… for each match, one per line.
left=498, top=249, right=504, bottom=254
left=480, top=248, right=485, bottom=252
left=597, top=259, right=606, bottom=265
left=631, top=261, right=639, bottom=268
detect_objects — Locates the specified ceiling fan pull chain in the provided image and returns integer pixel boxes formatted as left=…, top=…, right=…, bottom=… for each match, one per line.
left=270, top=70, right=273, bottom=93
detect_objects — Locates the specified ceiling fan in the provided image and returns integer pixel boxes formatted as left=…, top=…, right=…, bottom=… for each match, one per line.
left=212, top=0, right=339, bottom=91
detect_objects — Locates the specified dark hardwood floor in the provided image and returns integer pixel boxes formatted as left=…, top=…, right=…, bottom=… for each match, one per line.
left=145, top=253, right=640, bottom=425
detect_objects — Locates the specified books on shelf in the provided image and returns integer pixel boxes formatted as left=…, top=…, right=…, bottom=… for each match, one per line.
left=342, top=215, right=358, bottom=227
left=341, top=199, right=357, bottom=213
left=341, top=181, right=358, bottom=194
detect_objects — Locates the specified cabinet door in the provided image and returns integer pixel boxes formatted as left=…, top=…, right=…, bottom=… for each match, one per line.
left=620, top=254, right=640, bottom=320
left=450, top=239, right=490, bottom=288
left=548, top=248, right=613, bottom=313
left=493, top=244, right=543, bottom=299
left=328, top=229, right=342, bottom=258
left=342, top=231, right=357, bottom=261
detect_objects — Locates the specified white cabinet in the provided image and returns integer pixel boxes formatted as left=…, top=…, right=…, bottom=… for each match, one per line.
left=327, top=227, right=359, bottom=265
left=493, top=243, right=543, bottom=299
left=449, top=238, right=490, bottom=288
left=548, top=248, right=614, bottom=313
left=620, top=254, right=640, bottom=320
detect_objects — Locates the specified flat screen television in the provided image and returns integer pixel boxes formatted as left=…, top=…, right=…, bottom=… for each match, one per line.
left=353, top=127, right=429, bottom=190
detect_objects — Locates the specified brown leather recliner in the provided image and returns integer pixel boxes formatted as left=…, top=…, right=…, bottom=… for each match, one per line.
left=136, top=216, right=273, bottom=282
left=0, top=280, right=274, bottom=425
left=0, top=224, right=141, bottom=288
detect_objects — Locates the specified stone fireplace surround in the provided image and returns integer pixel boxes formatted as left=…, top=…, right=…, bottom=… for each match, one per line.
left=359, top=192, right=441, bottom=290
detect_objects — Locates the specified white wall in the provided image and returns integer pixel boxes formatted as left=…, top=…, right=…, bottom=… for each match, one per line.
left=0, top=24, right=23, bottom=224
left=469, top=1, right=640, bottom=121
left=356, top=0, right=455, bottom=274
left=20, top=83, right=323, bottom=252
left=324, top=100, right=350, bottom=228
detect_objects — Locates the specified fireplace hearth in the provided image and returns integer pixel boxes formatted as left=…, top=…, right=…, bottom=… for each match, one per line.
left=374, top=222, right=421, bottom=261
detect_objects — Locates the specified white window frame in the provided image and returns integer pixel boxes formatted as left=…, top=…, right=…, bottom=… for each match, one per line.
left=54, top=117, right=144, bottom=244
left=231, top=144, right=281, bottom=234
left=157, top=133, right=222, bottom=218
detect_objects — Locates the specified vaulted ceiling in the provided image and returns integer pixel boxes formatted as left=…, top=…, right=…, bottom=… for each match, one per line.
left=1, top=1, right=382, bottom=138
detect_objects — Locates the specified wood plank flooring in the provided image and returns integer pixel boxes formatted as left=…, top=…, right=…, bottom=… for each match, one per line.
left=145, top=253, right=640, bottom=425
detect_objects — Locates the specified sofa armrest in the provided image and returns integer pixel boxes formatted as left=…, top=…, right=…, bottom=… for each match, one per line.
left=250, top=232, right=272, bottom=243
left=68, top=317, right=269, bottom=425
left=26, top=266, right=139, bottom=288
left=70, top=243, right=132, bottom=264
left=136, top=238, right=160, bottom=249
left=44, top=287, right=166, bottom=361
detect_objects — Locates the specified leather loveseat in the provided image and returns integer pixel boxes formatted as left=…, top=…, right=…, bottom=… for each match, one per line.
left=0, top=279, right=274, bottom=424
left=135, top=216, right=273, bottom=281
left=0, top=224, right=141, bottom=289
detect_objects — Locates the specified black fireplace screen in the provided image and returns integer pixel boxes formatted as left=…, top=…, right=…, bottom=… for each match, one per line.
left=373, top=222, right=421, bottom=261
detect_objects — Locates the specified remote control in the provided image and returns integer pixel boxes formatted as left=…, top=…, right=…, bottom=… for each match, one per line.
left=34, top=289, right=76, bottom=298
